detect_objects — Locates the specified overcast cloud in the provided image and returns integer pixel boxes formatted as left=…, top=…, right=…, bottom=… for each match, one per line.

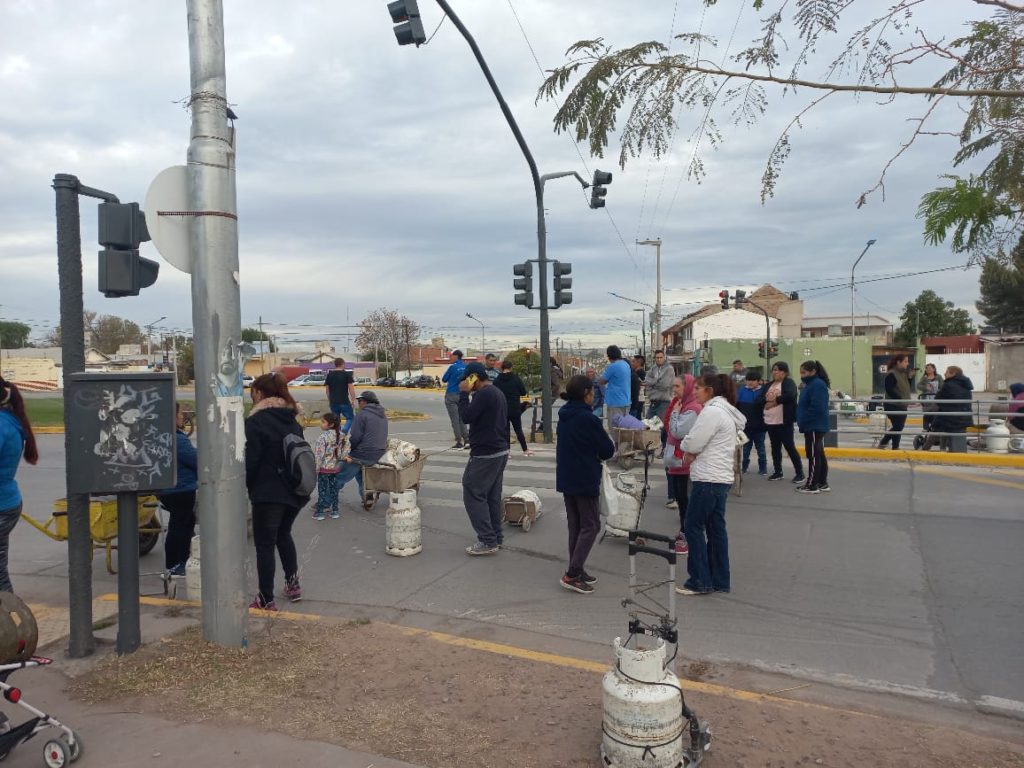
left=0, top=0, right=989, bottom=354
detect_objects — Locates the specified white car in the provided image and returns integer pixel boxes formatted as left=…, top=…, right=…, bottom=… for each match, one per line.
left=288, top=374, right=310, bottom=387
left=242, top=374, right=254, bottom=388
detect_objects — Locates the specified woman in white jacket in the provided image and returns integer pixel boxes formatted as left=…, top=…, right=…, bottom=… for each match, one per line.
left=677, top=373, right=746, bottom=596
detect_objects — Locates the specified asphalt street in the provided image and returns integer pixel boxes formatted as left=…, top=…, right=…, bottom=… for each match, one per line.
left=11, top=387, right=1024, bottom=718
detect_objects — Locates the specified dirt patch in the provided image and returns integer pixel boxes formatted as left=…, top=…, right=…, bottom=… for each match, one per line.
left=68, top=618, right=1024, bottom=768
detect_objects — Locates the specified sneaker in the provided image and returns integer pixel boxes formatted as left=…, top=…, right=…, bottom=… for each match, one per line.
left=560, top=574, right=594, bottom=594
left=330, top=510, right=340, bottom=519
left=675, top=586, right=711, bottom=596
left=796, top=485, right=820, bottom=494
left=284, top=576, right=302, bottom=602
left=453, top=442, right=464, bottom=450
left=674, top=536, right=689, bottom=555
left=791, top=474, right=806, bottom=484
left=313, top=512, right=326, bottom=521
left=665, top=500, right=678, bottom=509
left=758, top=470, right=769, bottom=476
left=249, top=595, right=278, bottom=612
left=465, top=541, right=499, bottom=556
left=167, top=562, right=186, bottom=577
left=462, top=442, right=472, bottom=450
left=579, top=571, right=598, bottom=585
left=768, top=472, right=784, bottom=481
left=817, top=483, right=831, bottom=492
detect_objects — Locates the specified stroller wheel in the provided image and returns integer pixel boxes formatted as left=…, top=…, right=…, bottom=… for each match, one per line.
left=43, top=739, right=69, bottom=768
left=66, top=731, right=83, bottom=762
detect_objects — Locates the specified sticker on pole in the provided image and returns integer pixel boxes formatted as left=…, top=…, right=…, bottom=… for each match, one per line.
left=145, top=166, right=192, bottom=274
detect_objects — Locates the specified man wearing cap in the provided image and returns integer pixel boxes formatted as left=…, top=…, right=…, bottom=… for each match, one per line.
left=442, top=350, right=470, bottom=450
left=458, top=361, right=509, bottom=555
left=333, top=391, right=389, bottom=504
left=483, top=352, right=500, bottom=382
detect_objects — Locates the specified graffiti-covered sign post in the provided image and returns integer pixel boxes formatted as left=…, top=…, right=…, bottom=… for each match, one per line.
left=66, top=372, right=176, bottom=655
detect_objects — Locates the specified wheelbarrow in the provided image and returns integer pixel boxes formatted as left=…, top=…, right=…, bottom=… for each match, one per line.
left=361, top=455, right=428, bottom=510
left=20, top=496, right=162, bottom=575
left=611, top=426, right=661, bottom=470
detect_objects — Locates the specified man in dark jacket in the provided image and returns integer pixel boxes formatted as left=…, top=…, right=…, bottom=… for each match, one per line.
left=879, top=354, right=913, bottom=449
left=927, top=366, right=973, bottom=452
left=335, top=390, right=389, bottom=500
left=158, top=403, right=198, bottom=575
left=458, top=362, right=509, bottom=555
left=556, top=375, right=615, bottom=594
left=735, top=371, right=767, bottom=475
left=493, top=360, right=532, bottom=456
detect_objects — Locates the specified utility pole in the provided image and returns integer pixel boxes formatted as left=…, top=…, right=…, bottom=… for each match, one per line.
left=637, top=239, right=662, bottom=351
left=186, top=0, right=247, bottom=646
left=257, top=315, right=265, bottom=373
left=850, top=239, right=877, bottom=397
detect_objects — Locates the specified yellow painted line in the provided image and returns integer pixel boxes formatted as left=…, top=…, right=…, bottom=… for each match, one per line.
left=97, top=593, right=323, bottom=622
left=911, top=466, right=1024, bottom=491
left=814, top=447, right=1024, bottom=469
left=390, top=625, right=877, bottom=719
left=824, top=462, right=885, bottom=475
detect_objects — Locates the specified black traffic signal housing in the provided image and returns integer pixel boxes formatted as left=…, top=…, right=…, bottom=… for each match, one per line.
left=513, top=261, right=534, bottom=308
left=590, top=170, right=612, bottom=209
left=387, top=0, right=426, bottom=46
left=734, top=289, right=747, bottom=306
left=97, top=202, right=159, bottom=298
left=553, top=261, right=573, bottom=308
left=719, top=290, right=730, bottom=309
left=770, top=341, right=779, bottom=357
left=758, top=341, right=765, bottom=358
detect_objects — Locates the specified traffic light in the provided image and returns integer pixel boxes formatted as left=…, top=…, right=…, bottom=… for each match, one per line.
left=590, top=170, right=612, bottom=209
left=734, top=289, right=747, bottom=305
left=97, top=202, right=159, bottom=298
left=553, top=261, right=573, bottom=308
left=387, top=0, right=426, bottom=46
left=719, top=290, right=729, bottom=309
left=758, top=341, right=765, bottom=358
left=770, top=341, right=779, bottom=357
left=513, top=261, right=534, bottom=308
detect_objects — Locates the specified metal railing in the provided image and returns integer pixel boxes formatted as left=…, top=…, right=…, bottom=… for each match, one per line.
left=826, top=396, right=1022, bottom=452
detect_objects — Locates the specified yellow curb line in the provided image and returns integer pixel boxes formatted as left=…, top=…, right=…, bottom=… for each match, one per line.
left=105, top=594, right=875, bottom=717
left=805, top=447, right=1024, bottom=469
left=910, top=466, right=1024, bottom=491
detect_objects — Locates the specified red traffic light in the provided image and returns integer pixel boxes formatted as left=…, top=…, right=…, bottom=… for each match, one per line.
left=718, top=290, right=728, bottom=299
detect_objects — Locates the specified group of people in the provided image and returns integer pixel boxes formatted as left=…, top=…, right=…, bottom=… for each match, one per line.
left=878, top=355, right=978, bottom=451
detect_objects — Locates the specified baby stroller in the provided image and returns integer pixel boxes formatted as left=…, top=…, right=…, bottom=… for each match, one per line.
left=0, top=593, right=82, bottom=767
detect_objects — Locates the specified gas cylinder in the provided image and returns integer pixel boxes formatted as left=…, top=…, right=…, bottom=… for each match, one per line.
left=985, top=419, right=1011, bottom=453
left=185, top=535, right=202, bottom=602
left=386, top=489, right=422, bottom=556
left=601, top=638, right=684, bottom=768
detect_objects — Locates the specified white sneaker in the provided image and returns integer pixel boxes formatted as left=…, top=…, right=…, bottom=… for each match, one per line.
left=665, top=500, right=678, bottom=509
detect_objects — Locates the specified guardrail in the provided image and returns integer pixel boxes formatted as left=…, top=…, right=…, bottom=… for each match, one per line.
left=827, top=396, right=1022, bottom=453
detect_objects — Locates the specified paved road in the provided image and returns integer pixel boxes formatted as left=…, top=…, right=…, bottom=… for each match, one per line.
left=11, top=388, right=1024, bottom=717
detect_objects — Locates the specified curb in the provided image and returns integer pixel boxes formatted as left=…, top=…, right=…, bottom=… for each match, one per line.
left=811, top=446, right=1024, bottom=469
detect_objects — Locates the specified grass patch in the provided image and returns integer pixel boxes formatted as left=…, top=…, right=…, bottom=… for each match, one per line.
left=24, top=398, right=64, bottom=427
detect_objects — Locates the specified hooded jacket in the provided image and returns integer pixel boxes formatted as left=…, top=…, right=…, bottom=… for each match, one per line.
left=556, top=400, right=615, bottom=496
left=931, top=373, right=974, bottom=433
left=493, top=371, right=527, bottom=414
left=679, top=396, right=747, bottom=484
left=159, top=430, right=198, bottom=497
left=664, top=374, right=702, bottom=476
left=244, top=398, right=309, bottom=507
left=349, top=402, right=388, bottom=464
left=796, top=374, right=830, bottom=434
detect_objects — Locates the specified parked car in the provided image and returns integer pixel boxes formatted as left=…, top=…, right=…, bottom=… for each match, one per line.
left=376, top=377, right=397, bottom=387
left=411, top=375, right=435, bottom=388
left=287, top=374, right=310, bottom=387
left=302, top=372, right=327, bottom=386
left=397, top=377, right=414, bottom=387
left=242, top=374, right=254, bottom=388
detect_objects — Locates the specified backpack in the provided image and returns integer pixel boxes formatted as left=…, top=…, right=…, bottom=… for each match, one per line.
left=282, top=432, right=317, bottom=497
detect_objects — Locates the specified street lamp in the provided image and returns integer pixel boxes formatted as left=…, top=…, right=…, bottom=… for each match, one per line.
left=636, top=239, right=662, bottom=350
left=850, top=239, right=877, bottom=396
left=466, top=312, right=485, bottom=358
left=144, top=315, right=166, bottom=362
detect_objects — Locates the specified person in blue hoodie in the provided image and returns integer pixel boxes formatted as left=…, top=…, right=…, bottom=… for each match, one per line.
left=0, top=377, right=38, bottom=594
left=157, top=403, right=198, bottom=575
left=796, top=360, right=832, bottom=493
left=735, top=370, right=767, bottom=475
left=441, top=350, right=470, bottom=449
left=556, top=374, right=615, bottom=594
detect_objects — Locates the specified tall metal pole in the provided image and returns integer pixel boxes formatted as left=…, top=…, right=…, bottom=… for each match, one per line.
left=186, top=0, right=247, bottom=646
left=466, top=313, right=485, bottom=358
left=850, top=239, right=877, bottom=397
left=115, top=491, right=141, bottom=654
left=637, top=239, right=662, bottom=351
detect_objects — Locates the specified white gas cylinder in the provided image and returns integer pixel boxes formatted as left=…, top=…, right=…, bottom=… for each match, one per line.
left=185, top=535, right=202, bottom=602
left=601, top=638, right=684, bottom=768
left=985, top=419, right=1011, bottom=453
left=386, top=489, right=422, bottom=557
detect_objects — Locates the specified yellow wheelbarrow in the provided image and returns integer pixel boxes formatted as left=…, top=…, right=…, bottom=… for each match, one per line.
left=20, top=495, right=163, bottom=575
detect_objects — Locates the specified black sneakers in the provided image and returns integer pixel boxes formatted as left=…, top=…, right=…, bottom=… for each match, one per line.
left=579, top=571, right=598, bottom=585
left=560, top=574, right=593, bottom=594
left=767, top=472, right=784, bottom=481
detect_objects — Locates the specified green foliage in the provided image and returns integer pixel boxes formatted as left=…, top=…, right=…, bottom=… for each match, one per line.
left=976, top=249, right=1024, bottom=331
left=894, top=290, right=974, bottom=346
left=0, top=321, right=30, bottom=348
left=503, top=347, right=541, bottom=392
left=241, top=327, right=275, bottom=353
left=170, top=335, right=194, bottom=385
left=918, top=176, right=1012, bottom=253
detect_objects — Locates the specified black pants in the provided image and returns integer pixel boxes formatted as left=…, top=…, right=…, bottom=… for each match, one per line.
left=565, top=494, right=601, bottom=577
left=252, top=502, right=301, bottom=604
left=803, top=432, right=828, bottom=488
left=669, top=474, right=690, bottom=536
left=508, top=407, right=528, bottom=452
left=767, top=423, right=803, bottom=477
left=0, top=505, right=21, bottom=594
left=879, top=407, right=907, bottom=449
left=160, top=491, right=196, bottom=570
left=462, top=454, right=508, bottom=547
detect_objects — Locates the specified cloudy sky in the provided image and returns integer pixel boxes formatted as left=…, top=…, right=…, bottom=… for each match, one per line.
left=0, top=0, right=990, bottom=355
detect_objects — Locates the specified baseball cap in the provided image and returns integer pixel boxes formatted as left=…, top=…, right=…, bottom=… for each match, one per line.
left=356, top=390, right=379, bottom=404
left=460, top=362, right=487, bottom=381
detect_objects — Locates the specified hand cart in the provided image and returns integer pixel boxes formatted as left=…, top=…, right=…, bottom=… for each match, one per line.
left=501, top=490, right=542, bottom=532
left=361, top=454, right=428, bottom=510
left=20, top=496, right=162, bottom=575
left=611, top=426, right=661, bottom=470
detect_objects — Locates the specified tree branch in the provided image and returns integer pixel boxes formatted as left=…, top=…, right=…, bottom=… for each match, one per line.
left=972, top=0, right=1024, bottom=12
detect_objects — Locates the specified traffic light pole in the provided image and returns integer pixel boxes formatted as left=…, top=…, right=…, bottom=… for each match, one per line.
left=742, top=296, right=774, bottom=370
left=186, top=0, right=248, bottom=647
left=53, top=174, right=121, bottom=659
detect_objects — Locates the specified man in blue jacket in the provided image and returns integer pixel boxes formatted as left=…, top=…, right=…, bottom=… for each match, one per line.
left=442, top=350, right=469, bottom=449
left=556, top=374, right=615, bottom=594
left=158, top=403, right=198, bottom=575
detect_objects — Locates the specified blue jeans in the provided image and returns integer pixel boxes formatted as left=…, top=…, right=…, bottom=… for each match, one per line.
left=683, top=482, right=731, bottom=593
left=330, top=403, right=355, bottom=434
left=336, top=460, right=367, bottom=497
left=742, top=430, right=767, bottom=473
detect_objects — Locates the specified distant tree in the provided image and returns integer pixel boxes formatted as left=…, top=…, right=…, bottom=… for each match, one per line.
left=503, top=347, right=541, bottom=392
left=355, top=309, right=420, bottom=375
left=894, top=290, right=975, bottom=346
left=976, top=248, right=1024, bottom=331
left=241, top=327, right=276, bottom=353
left=43, top=310, right=145, bottom=354
left=170, top=335, right=195, bottom=384
left=0, top=321, right=30, bottom=349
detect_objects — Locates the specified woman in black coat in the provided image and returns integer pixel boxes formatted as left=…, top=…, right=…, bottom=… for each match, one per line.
left=759, top=361, right=804, bottom=482
left=927, top=366, right=973, bottom=451
left=493, top=361, right=532, bottom=456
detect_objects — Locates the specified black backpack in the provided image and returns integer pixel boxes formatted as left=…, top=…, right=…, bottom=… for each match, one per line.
left=282, top=433, right=317, bottom=498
